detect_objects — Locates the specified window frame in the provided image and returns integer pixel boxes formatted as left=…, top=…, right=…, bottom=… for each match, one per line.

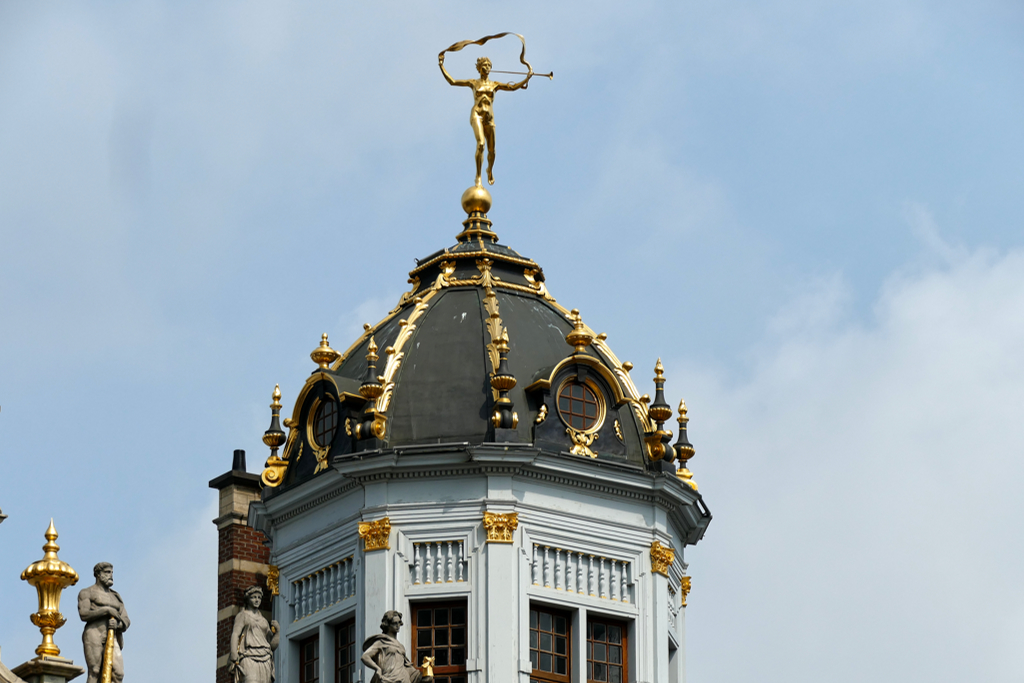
left=586, top=615, right=629, bottom=683
left=410, top=599, right=469, bottom=683
left=334, top=618, right=356, bottom=683
left=298, top=632, right=320, bottom=683
left=308, top=397, right=340, bottom=448
left=529, top=604, right=572, bottom=683
left=555, top=377, right=605, bottom=434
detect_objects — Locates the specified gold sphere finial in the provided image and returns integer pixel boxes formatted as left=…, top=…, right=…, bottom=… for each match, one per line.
left=310, top=333, right=340, bottom=370
left=461, top=185, right=492, bottom=214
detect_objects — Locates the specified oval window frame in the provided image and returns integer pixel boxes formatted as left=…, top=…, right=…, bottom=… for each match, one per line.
left=306, top=397, right=340, bottom=449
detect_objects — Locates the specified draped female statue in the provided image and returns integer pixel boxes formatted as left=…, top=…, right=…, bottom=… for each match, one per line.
left=229, top=586, right=279, bottom=683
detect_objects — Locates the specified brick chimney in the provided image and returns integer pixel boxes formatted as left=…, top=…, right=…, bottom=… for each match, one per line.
left=209, top=450, right=271, bottom=683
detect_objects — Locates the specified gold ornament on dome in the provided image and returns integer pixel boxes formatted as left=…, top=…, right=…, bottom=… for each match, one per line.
left=310, top=333, right=341, bottom=370
left=565, top=309, right=594, bottom=354
left=483, top=511, right=519, bottom=543
left=358, top=518, right=391, bottom=552
left=267, top=565, right=280, bottom=596
left=649, top=540, right=675, bottom=577
left=21, top=520, right=79, bottom=658
left=438, top=32, right=550, bottom=188
left=566, top=427, right=598, bottom=458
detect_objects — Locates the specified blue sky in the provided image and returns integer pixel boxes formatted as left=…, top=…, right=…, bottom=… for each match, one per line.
left=1, top=2, right=1022, bottom=681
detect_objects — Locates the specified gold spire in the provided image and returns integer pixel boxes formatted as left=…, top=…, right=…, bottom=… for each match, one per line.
left=675, top=398, right=698, bottom=490
left=310, top=333, right=340, bottom=369
left=653, top=358, right=665, bottom=382
left=359, top=336, right=385, bottom=400
left=21, top=520, right=79, bottom=658
left=270, top=384, right=282, bottom=410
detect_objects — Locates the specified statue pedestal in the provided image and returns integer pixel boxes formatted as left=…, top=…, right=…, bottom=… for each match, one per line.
left=11, top=656, right=84, bottom=683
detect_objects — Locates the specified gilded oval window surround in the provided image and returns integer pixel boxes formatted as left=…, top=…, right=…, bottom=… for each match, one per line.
left=307, top=397, right=340, bottom=448
left=555, top=378, right=604, bottom=433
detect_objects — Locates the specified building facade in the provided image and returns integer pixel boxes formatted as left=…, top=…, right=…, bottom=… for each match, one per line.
left=213, top=188, right=712, bottom=683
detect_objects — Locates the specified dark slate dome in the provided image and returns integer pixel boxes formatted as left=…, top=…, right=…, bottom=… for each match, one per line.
left=262, top=192, right=695, bottom=493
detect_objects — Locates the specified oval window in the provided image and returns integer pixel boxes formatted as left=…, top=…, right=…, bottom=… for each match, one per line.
left=312, top=400, right=339, bottom=447
left=556, top=380, right=603, bottom=432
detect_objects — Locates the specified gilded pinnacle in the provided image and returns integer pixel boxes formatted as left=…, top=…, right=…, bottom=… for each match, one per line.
left=310, top=333, right=340, bottom=370
left=271, top=384, right=282, bottom=410
left=366, top=336, right=379, bottom=362
left=653, top=358, right=665, bottom=382
left=677, top=399, right=689, bottom=424
left=565, top=310, right=594, bottom=354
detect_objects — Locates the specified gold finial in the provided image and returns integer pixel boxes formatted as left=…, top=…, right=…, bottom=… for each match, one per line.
left=565, top=309, right=594, bottom=354
left=359, top=336, right=385, bottom=400
left=310, top=333, right=340, bottom=370
left=366, top=336, right=379, bottom=362
left=495, top=327, right=510, bottom=353
left=674, top=398, right=697, bottom=490
left=677, top=399, right=689, bottom=424
left=653, top=358, right=665, bottom=382
left=622, top=361, right=633, bottom=372
left=21, top=520, right=79, bottom=658
left=271, top=384, right=282, bottom=410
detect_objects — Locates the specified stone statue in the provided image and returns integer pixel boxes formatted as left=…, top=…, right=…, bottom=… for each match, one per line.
left=78, top=562, right=130, bottom=683
left=439, top=33, right=535, bottom=187
left=361, top=611, right=433, bottom=683
left=229, top=586, right=279, bottom=683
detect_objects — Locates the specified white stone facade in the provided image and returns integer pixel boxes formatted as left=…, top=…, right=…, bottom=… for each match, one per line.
left=249, top=444, right=705, bottom=683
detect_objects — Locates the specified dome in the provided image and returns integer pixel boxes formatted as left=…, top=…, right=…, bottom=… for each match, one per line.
left=261, top=195, right=693, bottom=493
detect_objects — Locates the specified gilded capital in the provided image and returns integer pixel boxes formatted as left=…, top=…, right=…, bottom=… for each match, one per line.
left=681, top=575, right=692, bottom=606
left=358, top=517, right=391, bottom=552
left=482, top=511, right=518, bottom=543
left=650, top=540, right=675, bottom=577
left=267, top=565, right=280, bottom=596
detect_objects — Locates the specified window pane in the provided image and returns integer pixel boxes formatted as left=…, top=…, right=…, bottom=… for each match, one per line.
left=539, top=612, right=551, bottom=632
left=608, top=625, right=621, bottom=643
left=572, top=385, right=583, bottom=399
left=417, top=610, right=432, bottom=627
left=452, top=607, right=466, bottom=624
left=435, top=609, right=449, bottom=626
left=435, top=650, right=448, bottom=666
left=609, top=645, right=621, bottom=663
left=530, top=610, right=538, bottom=629
left=593, top=623, right=606, bottom=642
left=435, top=629, right=449, bottom=647
left=610, top=666, right=622, bottom=683
left=554, top=636, right=566, bottom=655
left=530, top=631, right=537, bottom=649
left=417, top=630, right=431, bottom=647
left=594, top=662, right=607, bottom=681
left=452, top=648, right=466, bottom=666
left=585, top=402, right=597, bottom=418
left=594, top=643, right=606, bottom=661
left=555, top=656, right=567, bottom=675
left=540, top=633, right=552, bottom=651
left=554, top=616, right=567, bottom=635
left=540, top=653, right=552, bottom=672
left=452, top=627, right=465, bottom=645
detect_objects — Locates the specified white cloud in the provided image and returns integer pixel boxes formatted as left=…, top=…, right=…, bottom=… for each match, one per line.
left=682, top=246, right=1024, bottom=682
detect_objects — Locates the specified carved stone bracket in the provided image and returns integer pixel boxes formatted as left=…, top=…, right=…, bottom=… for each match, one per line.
left=650, top=540, right=675, bottom=577
left=681, top=575, right=691, bottom=606
left=358, top=517, right=392, bottom=552
left=483, top=511, right=518, bottom=543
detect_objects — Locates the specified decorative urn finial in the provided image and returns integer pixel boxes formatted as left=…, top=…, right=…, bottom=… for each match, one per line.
left=20, top=520, right=79, bottom=658
left=359, top=337, right=385, bottom=400
left=674, top=399, right=698, bottom=490
left=644, top=359, right=675, bottom=462
left=490, top=328, right=519, bottom=431
left=565, top=309, right=594, bottom=354
left=261, top=384, right=289, bottom=487
left=310, top=333, right=340, bottom=370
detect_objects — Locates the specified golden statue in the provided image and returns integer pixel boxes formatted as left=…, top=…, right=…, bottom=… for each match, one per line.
left=439, top=33, right=549, bottom=188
